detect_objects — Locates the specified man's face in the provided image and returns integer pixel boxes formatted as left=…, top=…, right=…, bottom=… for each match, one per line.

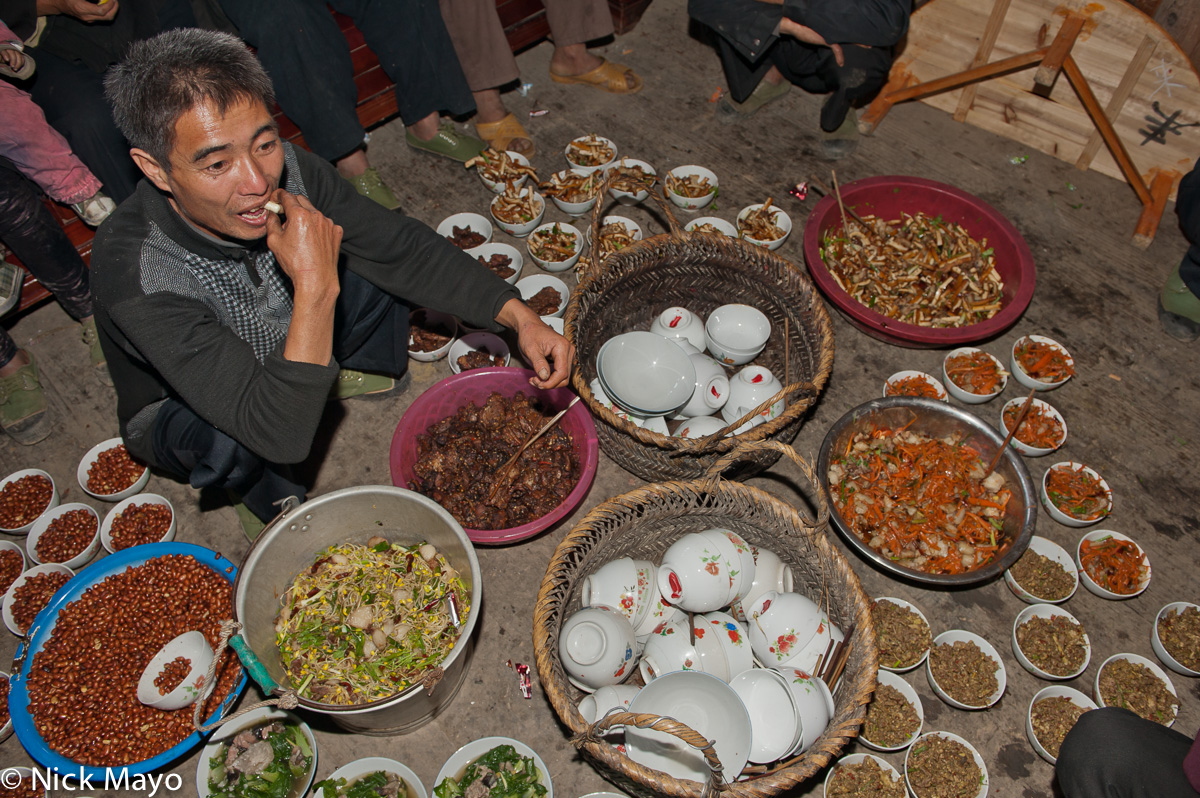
left=149, top=97, right=284, bottom=242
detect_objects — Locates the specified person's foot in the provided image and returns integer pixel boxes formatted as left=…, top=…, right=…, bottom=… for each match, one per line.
left=549, top=47, right=640, bottom=93
left=717, top=78, right=791, bottom=124
left=0, top=255, right=22, bottom=318
left=1159, top=262, right=1200, bottom=342
left=405, top=123, right=486, bottom=163
left=78, top=317, right=113, bottom=386
left=344, top=167, right=402, bottom=211
left=329, top=369, right=411, bottom=401
left=227, top=490, right=267, bottom=542
left=0, top=350, right=50, bottom=445
left=71, top=191, right=117, bottom=227
left=820, top=106, right=860, bottom=160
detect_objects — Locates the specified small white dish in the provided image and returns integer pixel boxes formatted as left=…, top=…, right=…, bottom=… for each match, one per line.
left=860, top=669, right=924, bottom=752
left=1076, top=529, right=1151, bottom=600
left=407, top=309, right=458, bottom=362
left=2, top=562, right=74, bottom=636
left=927, top=630, right=1007, bottom=710
left=564, top=135, right=617, bottom=175
left=1152, top=601, right=1200, bottom=677
left=434, top=737, right=552, bottom=798
left=604, top=158, right=657, bottom=205
left=101, top=493, right=176, bottom=553
left=1000, top=397, right=1067, bottom=457
left=1011, top=334, right=1074, bottom=391
left=1004, top=536, right=1079, bottom=605
left=490, top=189, right=546, bottom=239
left=527, top=221, right=583, bottom=272
left=1011, top=604, right=1090, bottom=681
left=315, top=758, right=426, bottom=798
left=672, top=416, right=730, bottom=439
left=883, top=370, right=949, bottom=402
left=516, top=275, right=569, bottom=320
left=942, top=347, right=1007, bottom=404
left=448, top=332, right=511, bottom=374
left=559, top=605, right=639, bottom=692
left=26, top=502, right=100, bottom=570
left=874, top=597, right=932, bottom=673
left=545, top=168, right=600, bottom=217
left=437, top=212, right=493, bottom=247
left=137, top=630, right=215, bottom=710
left=474, top=149, right=533, bottom=195
left=825, top=754, right=903, bottom=797
left=466, top=241, right=523, bottom=286
left=905, top=731, right=989, bottom=798
left=587, top=215, right=644, bottom=262
left=736, top=204, right=792, bottom=250
left=685, top=216, right=736, bottom=237
left=0, top=468, right=59, bottom=534
left=1027, top=685, right=1097, bottom=765
left=197, top=707, right=317, bottom=798
left=77, top=437, right=150, bottom=501
left=665, top=165, right=718, bottom=211
left=1094, top=652, right=1179, bottom=727
left=1041, top=461, right=1112, bottom=527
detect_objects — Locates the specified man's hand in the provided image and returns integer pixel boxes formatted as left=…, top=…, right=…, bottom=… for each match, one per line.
left=780, top=17, right=844, bottom=66
left=265, top=189, right=342, bottom=302
left=496, top=298, right=574, bottom=389
left=36, top=0, right=119, bottom=22
left=1, top=48, right=25, bottom=72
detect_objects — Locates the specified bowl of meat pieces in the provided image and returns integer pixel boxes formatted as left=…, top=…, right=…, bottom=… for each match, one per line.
left=389, top=368, right=598, bottom=544
left=449, top=332, right=511, bottom=374
left=77, top=437, right=150, bottom=501
left=408, top=309, right=459, bottom=363
left=516, top=275, right=570, bottom=320
left=818, top=397, right=1037, bottom=586
left=803, top=175, right=1036, bottom=348
left=466, top=242, right=523, bottom=285
left=1153, top=602, right=1200, bottom=677
left=437, top=213, right=493, bottom=249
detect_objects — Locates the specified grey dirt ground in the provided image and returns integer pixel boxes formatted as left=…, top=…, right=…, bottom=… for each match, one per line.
left=2, top=0, right=1199, bottom=796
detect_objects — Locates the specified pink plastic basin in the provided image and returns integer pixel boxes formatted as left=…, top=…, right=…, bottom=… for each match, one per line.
left=390, top=367, right=598, bottom=545
left=802, top=175, right=1036, bottom=348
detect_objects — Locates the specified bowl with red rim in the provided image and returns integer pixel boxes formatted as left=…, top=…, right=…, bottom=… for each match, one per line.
left=802, top=175, right=1036, bottom=348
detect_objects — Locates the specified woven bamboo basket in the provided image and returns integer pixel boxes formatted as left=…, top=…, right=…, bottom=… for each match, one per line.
left=565, top=187, right=835, bottom=483
left=533, top=440, right=878, bottom=798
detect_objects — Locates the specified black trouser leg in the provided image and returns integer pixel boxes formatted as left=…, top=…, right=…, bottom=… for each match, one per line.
left=1056, top=707, right=1199, bottom=798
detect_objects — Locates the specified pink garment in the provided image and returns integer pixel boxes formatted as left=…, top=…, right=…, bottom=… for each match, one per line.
left=0, top=20, right=102, bottom=205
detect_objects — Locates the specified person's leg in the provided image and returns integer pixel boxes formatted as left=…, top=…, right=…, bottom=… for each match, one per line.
left=26, top=49, right=140, bottom=204
left=714, top=36, right=791, bottom=120
left=543, top=0, right=640, bottom=92
left=1056, top=707, right=1199, bottom=798
left=330, top=268, right=409, bottom=399
left=1161, top=158, right=1200, bottom=341
left=0, top=81, right=104, bottom=206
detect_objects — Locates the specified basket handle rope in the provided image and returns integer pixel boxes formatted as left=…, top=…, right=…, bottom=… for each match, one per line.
left=573, top=708, right=728, bottom=798
left=191, top=619, right=302, bottom=733
left=687, top=379, right=820, bottom=451
left=702, top=439, right=831, bottom=531
left=581, top=169, right=690, bottom=281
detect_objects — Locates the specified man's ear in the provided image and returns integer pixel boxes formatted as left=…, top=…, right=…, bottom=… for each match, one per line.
left=130, top=148, right=172, bottom=194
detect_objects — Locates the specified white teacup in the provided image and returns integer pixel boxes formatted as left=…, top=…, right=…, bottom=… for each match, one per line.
left=632, top=414, right=670, bottom=436
left=696, top=611, right=754, bottom=679
left=774, top=666, right=836, bottom=754
left=658, top=532, right=741, bottom=613
left=650, top=307, right=706, bottom=351
left=698, top=527, right=756, bottom=604
left=639, top=616, right=701, bottom=682
left=671, top=353, right=731, bottom=420
left=577, top=683, right=642, bottom=725
left=672, top=416, right=730, bottom=439
left=747, top=590, right=826, bottom=668
left=722, top=366, right=785, bottom=429
left=730, top=546, right=795, bottom=622
left=582, top=558, right=657, bottom=630
left=705, top=304, right=770, bottom=365
left=729, top=667, right=803, bottom=764
left=560, top=606, right=639, bottom=692
left=635, top=592, right=688, bottom=641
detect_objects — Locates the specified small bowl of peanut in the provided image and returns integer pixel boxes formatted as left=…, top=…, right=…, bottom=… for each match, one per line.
left=78, top=437, right=150, bottom=501
left=0, top=469, right=59, bottom=535
left=101, top=494, right=175, bottom=553
left=27, top=503, right=101, bottom=570
left=3, top=562, right=74, bottom=636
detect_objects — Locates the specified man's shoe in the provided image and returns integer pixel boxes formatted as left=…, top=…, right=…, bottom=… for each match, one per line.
left=70, top=192, right=117, bottom=227
left=1159, top=262, right=1200, bottom=342
left=820, top=107, right=860, bottom=161
left=345, top=167, right=402, bottom=211
left=329, top=369, right=410, bottom=401
left=0, top=352, right=50, bottom=445
left=229, top=494, right=267, bottom=542
left=0, top=256, right=22, bottom=318
left=79, top=318, right=113, bottom=386
left=405, top=123, right=486, bottom=163
left=717, top=80, right=791, bottom=124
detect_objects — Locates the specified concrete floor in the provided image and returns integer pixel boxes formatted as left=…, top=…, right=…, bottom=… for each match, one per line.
left=3, top=0, right=1200, bottom=795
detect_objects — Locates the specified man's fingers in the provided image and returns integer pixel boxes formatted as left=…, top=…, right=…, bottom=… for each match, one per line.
left=832, top=43, right=845, bottom=67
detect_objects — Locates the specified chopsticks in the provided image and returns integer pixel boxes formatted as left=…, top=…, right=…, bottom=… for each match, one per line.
left=818, top=622, right=856, bottom=691
left=983, top=387, right=1036, bottom=478
left=487, top=397, right=580, bottom=502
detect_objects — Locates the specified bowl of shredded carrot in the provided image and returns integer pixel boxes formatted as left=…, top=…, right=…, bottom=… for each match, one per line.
left=1075, top=530, right=1151, bottom=600
left=1011, top=334, right=1074, bottom=391
left=817, top=397, right=1037, bottom=586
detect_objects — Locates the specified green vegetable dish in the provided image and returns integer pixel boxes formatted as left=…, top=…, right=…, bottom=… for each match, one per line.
left=434, top=744, right=547, bottom=798
left=207, top=721, right=313, bottom=798
left=315, top=771, right=409, bottom=798
left=276, top=538, right=470, bottom=705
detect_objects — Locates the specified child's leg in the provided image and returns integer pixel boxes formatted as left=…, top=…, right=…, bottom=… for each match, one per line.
left=0, top=80, right=102, bottom=205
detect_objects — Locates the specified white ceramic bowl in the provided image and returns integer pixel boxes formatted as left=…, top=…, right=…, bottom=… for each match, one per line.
left=729, top=668, right=801, bottom=764
left=587, top=215, right=644, bottom=262
left=0, top=541, right=25, bottom=591
left=434, top=737, right=552, bottom=798
left=942, top=347, right=1008, bottom=404
left=559, top=605, right=639, bottom=692
left=1075, top=529, right=1151, bottom=600
left=704, top=304, right=771, bottom=366
left=564, top=135, right=617, bottom=175
left=905, top=731, right=989, bottom=798
left=1003, top=536, right=1079, bottom=604
left=527, top=221, right=582, bottom=272
left=860, top=669, right=925, bottom=752
left=597, top=332, right=696, bottom=417
left=576, top=683, right=642, bottom=725
left=926, top=630, right=1007, bottom=710
left=685, top=216, right=737, bottom=237
left=314, top=758, right=427, bottom=798
left=736, top=204, right=792, bottom=250
left=874, top=597, right=933, bottom=673
left=1152, top=602, right=1200, bottom=677
left=580, top=557, right=657, bottom=630
left=516, top=275, right=570, bottom=320
left=1040, top=461, right=1112, bottom=527
left=466, top=241, right=524, bottom=286
left=546, top=168, right=600, bottom=217
left=1011, top=334, right=1074, bottom=391
left=0, top=669, right=11, bottom=743
left=197, top=707, right=318, bottom=798
left=773, top=666, right=836, bottom=755
left=624, top=670, right=752, bottom=784
left=136, top=630, right=215, bottom=710
left=26, top=502, right=100, bottom=570
left=1026, top=685, right=1097, bottom=765
left=825, top=754, right=903, bottom=797
left=666, top=165, right=718, bottom=211
left=672, top=416, right=731, bottom=439
left=649, top=306, right=707, bottom=352
left=0, top=468, right=59, bottom=534
left=448, top=332, right=511, bottom=375
left=100, top=493, right=176, bottom=553
left=407, top=309, right=458, bottom=362
left=0, top=769, right=36, bottom=796
left=77, top=437, right=150, bottom=501
left=1000, top=397, right=1067, bottom=456
left=475, top=149, right=533, bottom=195
left=1094, top=652, right=1179, bottom=727
left=437, top=212, right=493, bottom=247
left=883, top=370, right=949, bottom=402
left=2, top=562, right=74, bottom=636
left=544, top=316, right=564, bottom=335
left=490, top=189, right=546, bottom=239
left=1011, top=604, right=1090, bottom=680
left=604, top=158, right=657, bottom=205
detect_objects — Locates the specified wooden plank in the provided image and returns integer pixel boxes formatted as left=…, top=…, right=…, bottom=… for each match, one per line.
left=955, top=0, right=1014, bottom=121
left=1133, top=168, right=1179, bottom=247
left=1034, top=13, right=1086, bottom=88
left=1077, top=35, right=1158, bottom=170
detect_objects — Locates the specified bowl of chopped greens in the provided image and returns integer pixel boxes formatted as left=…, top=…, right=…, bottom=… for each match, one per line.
left=314, top=757, right=427, bottom=798
left=433, top=737, right=551, bottom=798
left=196, top=707, right=316, bottom=798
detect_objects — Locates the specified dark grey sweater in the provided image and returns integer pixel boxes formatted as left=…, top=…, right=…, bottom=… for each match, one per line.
left=92, top=143, right=518, bottom=465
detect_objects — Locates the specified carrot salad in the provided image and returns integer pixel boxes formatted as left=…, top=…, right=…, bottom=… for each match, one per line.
left=885, top=375, right=943, bottom=400
left=1079, top=536, right=1146, bottom=594
left=945, top=351, right=1005, bottom=395
left=1015, top=338, right=1075, bottom=383
left=827, top=427, right=1012, bottom=575
left=1003, top=402, right=1064, bottom=449
left=1045, top=465, right=1111, bottom=521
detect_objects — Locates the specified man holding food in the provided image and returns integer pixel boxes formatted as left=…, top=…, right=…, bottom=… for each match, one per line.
left=92, top=28, right=573, bottom=534
left=689, top=0, right=911, bottom=159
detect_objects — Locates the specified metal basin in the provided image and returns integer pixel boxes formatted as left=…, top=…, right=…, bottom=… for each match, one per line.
left=234, top=485, right=482, bottom=734
left=816, top=397, right=1036, bottom=587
